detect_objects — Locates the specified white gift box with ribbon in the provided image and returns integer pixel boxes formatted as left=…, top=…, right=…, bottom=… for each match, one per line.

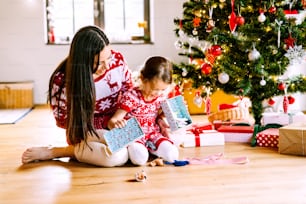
left=261, top=112, right=306, bottom=126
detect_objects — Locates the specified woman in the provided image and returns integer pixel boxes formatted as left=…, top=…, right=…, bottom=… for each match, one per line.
left=22, top=25, right=133, bottom=167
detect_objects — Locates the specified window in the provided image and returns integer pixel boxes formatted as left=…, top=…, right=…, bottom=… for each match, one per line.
left=45, top=0, right=94, bottom=44
left=45, top=0, right=151, bottom=45
left=94, top=0, right=150, bottom=43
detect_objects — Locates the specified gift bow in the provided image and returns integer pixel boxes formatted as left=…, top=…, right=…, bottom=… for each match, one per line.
left=187, top=127, right=204, bottom=147
left=187, top=124, right=213, bottom=146
left=187, top=124, right=212, bottom=135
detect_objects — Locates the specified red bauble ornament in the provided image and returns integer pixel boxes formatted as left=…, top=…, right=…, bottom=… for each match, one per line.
left=278, top=82, right=286, bottom=91
left=268, top=6, right=277, bottom=14
left=193, top=17, right=201, bottom=27
left=201, top=63, right=212, bottom=75
left=210, top=45, right=222, bottom=56
left=168, top=85, right=181, bottom=98
left=236, top=15, right=245, bottom=26
left=288, top=95, right=295, bottom=104
left=268, top=98, right=275, bottom=106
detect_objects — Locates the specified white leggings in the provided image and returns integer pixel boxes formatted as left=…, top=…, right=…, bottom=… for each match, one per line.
left=128, top=141, right=179, bottom=166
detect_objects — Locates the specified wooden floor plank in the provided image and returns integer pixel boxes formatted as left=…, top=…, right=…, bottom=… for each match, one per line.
left=1, top=105, right=306, bottom=204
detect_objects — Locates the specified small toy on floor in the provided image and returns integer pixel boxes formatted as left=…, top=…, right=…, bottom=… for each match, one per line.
left=147, top=158, right=164, bottom=167
left=164, top=160, right=189, bottom=166
left=135, top=170, right=147, bottom=182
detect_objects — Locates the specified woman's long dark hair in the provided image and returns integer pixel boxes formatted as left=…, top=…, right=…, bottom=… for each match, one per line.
left=48, top=25, right=110, bottom=145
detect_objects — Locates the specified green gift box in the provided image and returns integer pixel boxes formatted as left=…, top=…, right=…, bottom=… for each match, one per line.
left=279, top=123, right=306, bottom=156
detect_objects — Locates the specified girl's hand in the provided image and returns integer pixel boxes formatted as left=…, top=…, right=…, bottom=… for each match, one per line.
left=157, top=118, right=170, bottom=138
left=107, top=118, right=127, bottom=129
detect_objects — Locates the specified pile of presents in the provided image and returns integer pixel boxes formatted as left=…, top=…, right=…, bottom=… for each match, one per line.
left=165, top=95, right=306, bottom=157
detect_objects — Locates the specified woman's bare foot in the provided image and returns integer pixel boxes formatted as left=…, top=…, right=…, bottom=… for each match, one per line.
left=21, top=147, right=54, bottom=164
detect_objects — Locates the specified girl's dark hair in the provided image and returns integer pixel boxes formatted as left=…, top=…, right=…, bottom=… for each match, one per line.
left=140, top=56, right=173, bottom=84
left=48, top=25, right=109, bottom=145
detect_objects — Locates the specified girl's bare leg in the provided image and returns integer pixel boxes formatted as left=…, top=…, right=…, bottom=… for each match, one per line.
left=21, top=145, right=75, bottom=164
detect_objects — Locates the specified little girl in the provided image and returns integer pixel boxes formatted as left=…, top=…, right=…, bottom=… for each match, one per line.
left=108, top=56, right=179, bottom=166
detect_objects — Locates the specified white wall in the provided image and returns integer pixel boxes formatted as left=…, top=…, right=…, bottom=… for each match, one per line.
left=0, top=0, right=186, bottom=104
left=0, top=0, right=305, bottom=111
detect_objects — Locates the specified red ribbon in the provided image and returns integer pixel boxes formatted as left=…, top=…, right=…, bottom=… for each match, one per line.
left=195, top=135, right=201, bottom=147
left=187, top=124, right=212, bottom=146
left=187, top=128, right=201, bottom=146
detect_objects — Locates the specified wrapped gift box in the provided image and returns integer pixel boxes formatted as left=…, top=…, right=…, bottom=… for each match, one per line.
left=213, top=119, right=252, bottom=130
left=161, top=95, right=193, bottom=131
left=188, top=122, right=213, bottom=131
left=169, top=122, right=214, bottom=147
left=256, top=128, right=279, bottom=148
left=217, top=125, right=254, bottom=143
left=261, top=112, right=306, bottom=126
left=182, top=129, right=225, bottom=148
left=279, top=123, right=306, bottom=156
left=208, top=107, right=249, bottom=123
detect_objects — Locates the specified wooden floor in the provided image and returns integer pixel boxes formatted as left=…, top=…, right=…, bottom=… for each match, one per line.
left=1, top=105, right=306, bottom=204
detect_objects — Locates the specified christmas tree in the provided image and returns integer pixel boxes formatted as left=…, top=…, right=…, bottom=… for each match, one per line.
left=173, top=0, right=306, bottom=124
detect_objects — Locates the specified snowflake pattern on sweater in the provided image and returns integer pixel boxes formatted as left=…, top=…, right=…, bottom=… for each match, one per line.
left=118, top=88, right=172, bottom=150
left=50, top=50, right=133, bottom=129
